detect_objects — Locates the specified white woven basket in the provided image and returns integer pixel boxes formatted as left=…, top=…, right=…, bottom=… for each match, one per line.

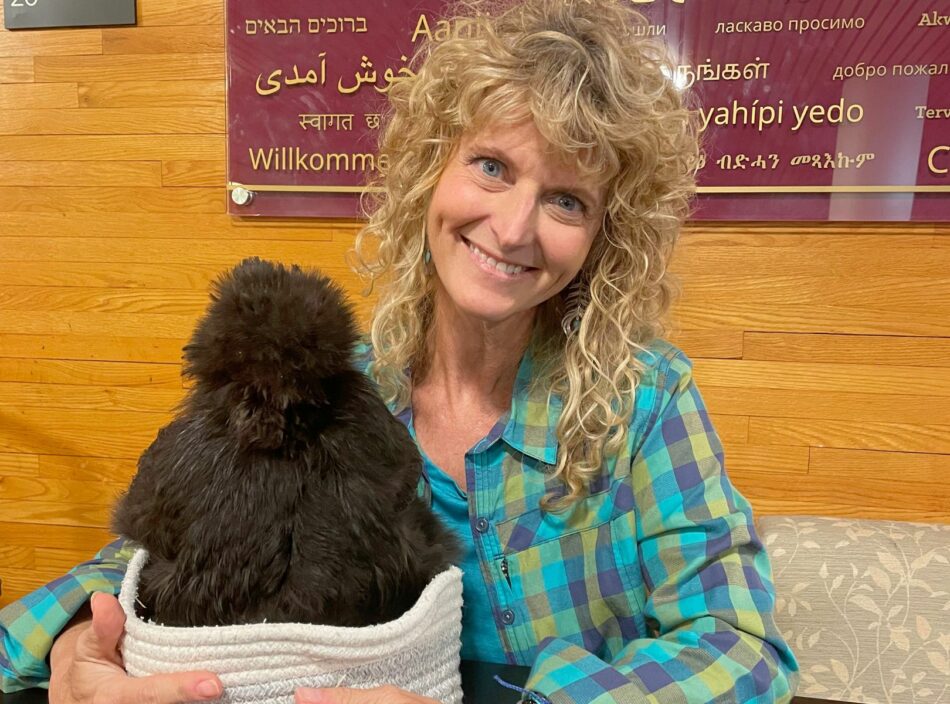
left=119, top=549, right=464, bottom=704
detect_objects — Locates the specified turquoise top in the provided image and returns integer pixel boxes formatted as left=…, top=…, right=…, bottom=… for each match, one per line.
left=411, top=427, right=509, bottom=664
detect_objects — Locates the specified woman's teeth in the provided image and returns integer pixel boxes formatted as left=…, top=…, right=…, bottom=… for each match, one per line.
left=467, top=240, right=527, bottom=275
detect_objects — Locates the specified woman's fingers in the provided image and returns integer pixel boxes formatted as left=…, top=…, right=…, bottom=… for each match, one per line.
left=108, top=670, right=224, bottom=704
left=69, top=592, right=223, bottom=704
left=296, top=685, right=439, bottom=704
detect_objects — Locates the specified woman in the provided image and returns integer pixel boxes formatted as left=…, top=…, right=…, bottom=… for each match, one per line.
left=0, top=0, right=799, bottom=702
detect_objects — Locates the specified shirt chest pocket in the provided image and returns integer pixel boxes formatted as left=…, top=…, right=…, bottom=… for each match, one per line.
left=494, top=491, right=649, bottom=660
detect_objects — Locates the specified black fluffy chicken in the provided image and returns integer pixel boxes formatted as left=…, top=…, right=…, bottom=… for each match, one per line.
left=113, top=257, right=458, bottom=628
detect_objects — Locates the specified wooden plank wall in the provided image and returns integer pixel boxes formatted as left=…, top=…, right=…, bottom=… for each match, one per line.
left=0, top=0, right=947, bottom=607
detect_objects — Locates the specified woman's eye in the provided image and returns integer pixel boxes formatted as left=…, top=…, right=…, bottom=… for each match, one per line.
left=478, top=158, right=503, bottom=178
left=555, top=194, right=584, bottom=213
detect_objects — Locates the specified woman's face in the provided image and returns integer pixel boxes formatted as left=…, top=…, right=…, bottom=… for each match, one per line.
left=426, top=120, right=604, bottom=328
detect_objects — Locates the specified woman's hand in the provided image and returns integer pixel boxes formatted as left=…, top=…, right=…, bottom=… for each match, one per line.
left=295, top=685, right=441, bottom=704
left=49, top=591, right=224, bottom=704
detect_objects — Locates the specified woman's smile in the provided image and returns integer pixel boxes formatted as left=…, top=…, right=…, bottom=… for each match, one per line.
left=462, top=236, right=534, bottom=280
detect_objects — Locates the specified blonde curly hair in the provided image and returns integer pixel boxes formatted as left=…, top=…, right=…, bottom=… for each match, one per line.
left=353, top=0, right=701, bottom=511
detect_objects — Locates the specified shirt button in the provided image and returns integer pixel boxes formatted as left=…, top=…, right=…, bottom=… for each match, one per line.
left=501, top=609, right=516, bottom=625
left=475, top=518, right=489, bottom=533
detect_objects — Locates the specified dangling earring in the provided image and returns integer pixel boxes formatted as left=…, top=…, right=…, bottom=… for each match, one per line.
left=422, top=227, right=432, bottom=271
left=562, top=275, right=589, bottom=337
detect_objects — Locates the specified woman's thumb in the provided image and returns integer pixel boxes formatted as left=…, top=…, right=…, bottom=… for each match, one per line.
left=87, top=592, right=127, bottom=663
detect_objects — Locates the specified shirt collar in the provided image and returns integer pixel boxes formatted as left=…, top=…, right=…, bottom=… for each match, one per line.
left=382, top=340, right=561, bottom=469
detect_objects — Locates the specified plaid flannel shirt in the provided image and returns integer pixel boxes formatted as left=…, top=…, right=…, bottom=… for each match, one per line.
left=1, top=337, right=798, bottom=702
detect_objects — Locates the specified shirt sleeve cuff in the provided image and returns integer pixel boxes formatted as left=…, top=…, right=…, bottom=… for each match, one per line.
left=524, top=636, right=649, bottom=704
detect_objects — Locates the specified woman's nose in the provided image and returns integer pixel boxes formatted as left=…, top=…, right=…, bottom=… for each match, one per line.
left=492, top=186, right=538, bottom=249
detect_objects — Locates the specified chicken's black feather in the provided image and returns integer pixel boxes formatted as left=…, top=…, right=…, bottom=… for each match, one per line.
left=112, top=257, right=459, bottom=627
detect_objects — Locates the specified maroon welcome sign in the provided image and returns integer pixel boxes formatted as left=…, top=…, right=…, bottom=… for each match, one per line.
left=225, top=0, right=949, bottom=221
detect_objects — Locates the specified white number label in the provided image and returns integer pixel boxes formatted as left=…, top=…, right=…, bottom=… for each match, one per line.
left=11, top=0, right=40, bottom=7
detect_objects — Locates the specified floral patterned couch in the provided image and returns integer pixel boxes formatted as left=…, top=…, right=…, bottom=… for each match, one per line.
left=758, top=516, right=950, bottom=704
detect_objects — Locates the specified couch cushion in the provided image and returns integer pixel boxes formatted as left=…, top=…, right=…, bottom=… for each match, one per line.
left=758, top=516, right=950, bottom=704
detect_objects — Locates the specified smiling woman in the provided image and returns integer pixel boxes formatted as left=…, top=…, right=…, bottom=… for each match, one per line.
left=336, top=0, right=799, bottom=701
